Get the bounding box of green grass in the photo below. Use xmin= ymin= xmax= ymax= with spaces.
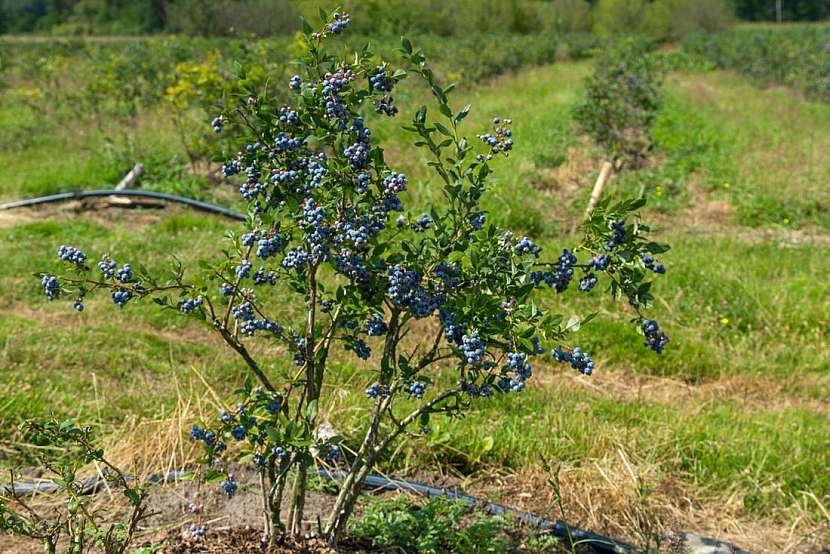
xmin=0 ymin=51 xmax=829 ymax=543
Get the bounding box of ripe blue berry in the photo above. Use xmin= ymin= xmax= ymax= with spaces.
xmin=552 ymin=347 xmax=594 ymax=375
xmin=642 ymin=319 xmax=669 ymax=353
xmin=179 ymin=296 xmax=204 ymax=313
xmin=365 ymin=313 xmax=387 ymax=336
xmin=57 ymin=245 xmax=87 ymax=266
xmin=114 ymin=264 xmax=132 ymax=283
xmin=111 ymin=289 xmax=132 ymax=308
xmin=407 ymin=381 xmax=427 ymax=399
xmin=41 ymin=275 xmax=60 ymax=300
xmin=352 ymin=339 xmax=371 ymax=360
xmin=462 ymin=331 xmax=486 ymax=366
xmin=220 ymin=476 xmax=238 ymax=498
xmin=365 ymin=382 xmax=390 ymax=399
xmin=579 ymin=273 xmax=598 ymax=292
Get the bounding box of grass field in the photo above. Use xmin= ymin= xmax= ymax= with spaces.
xmin=1 ymin=52 xmax=829 ymax=551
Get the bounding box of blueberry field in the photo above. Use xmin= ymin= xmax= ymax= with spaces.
xmin=1 ymin=4 xmax=829 ymax=554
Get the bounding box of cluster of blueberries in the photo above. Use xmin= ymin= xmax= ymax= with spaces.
xmin=365 ymin=382 xmax=390 ymax=399
xmin=496 ymin=351 xmax=534 ymax=393
xmin=477 ymin=116 xmax=514 ymax=160
xmin=211 ymin=115 xmax=223 ymax=133
xmin=352 ymin=338 xmax=371 ymax=360
xmin=220 ymin=475 xmax=238 ymax=498
xmin=253 ymin=446 xmax=287 ymax=469
xmin=252 ymin=267 xmax=278 ymax=286
xmin=407 ymin=381 xmax=427 ymax=399
xmin=324 ymin=11 xmax=349 ymax=35
xmin=179 ymin=296 xmax=204 ymax=314
xmin=461 ymin=331 xmax=486 ymax=366
xmin=531 ymin=249 xmax=577 ymax=293
xmin=641 ymin=253 xmax=666 ymax=274
xmin=189 ymin=523 xmax=207 ymax=540
xmin=191 ymin=424 xmax=225 ymax=453
xmin=41 ymin=275 xmax=60 ymax=301
xmin=387 ymin=264 xmax=444 ymax=319
xmin=514 ymin=236 xmax=542 ymax=257
xmin=553 ymin=347 xmax=595 ymax=376
xmin=364 ymin=313 xmax=387 ymax=336
xmin=58 ymin=245 xmax=87 ymax=266
xmin=642 ymin=319 xmax=669 ymax=353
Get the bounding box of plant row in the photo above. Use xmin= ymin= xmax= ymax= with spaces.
xmin=682 ymin=26 xmax=830 ymax=102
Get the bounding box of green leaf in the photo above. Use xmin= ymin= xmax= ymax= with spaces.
xmin=306 ymin=400 xmax=318 ymax=421
xmin=565 ymin=315 xmax=582 ymax=333
xmin=434 ymin=122 xmax=452 ymax=136
xmin=124 ymin=489 xmax=141 ymax=507
xmin=415 ymin=105 xmax=427 ymax=124
xmin=454 ymin=104 xmax=471 ymax=124
xmin=401 ymin=37 xmax=413 ymax=54
xmin=645 ymin=241 xmax=670 ymax=254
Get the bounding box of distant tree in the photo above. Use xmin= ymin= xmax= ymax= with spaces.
xmin=734 ymin=0 xmax=830 ymax=21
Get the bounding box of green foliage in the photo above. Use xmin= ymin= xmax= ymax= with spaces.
xmin=164 ymin=0 xmax=300 ymax=36
xmin=0 ymin=0 xmax=741 ymax=38
xmin=350 ymin=495 xmax=559 ymax=553
xmin=0 ymin=419 xmax=149 ymax=554
xmin=682 ymin=26 xmax=830 ymax=103
xmin=591 ymin=0 xmax=733 ymax=39
xmin=573 ymin=37 xmax=662 ymax=166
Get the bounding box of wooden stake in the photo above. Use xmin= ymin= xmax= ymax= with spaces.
xmin=115 ymin=162 xmax=144 ymax=190
xmin=585 ymin=160 xmax=614 ymax=217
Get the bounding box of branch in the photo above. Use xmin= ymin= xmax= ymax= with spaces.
xmin=217 ymin=328 xmax=276 ymax=392
xmin=376 ymin=386 xmax=461 ymax=454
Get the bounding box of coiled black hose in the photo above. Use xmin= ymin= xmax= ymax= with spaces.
xmin=0 ymin=189 xmax=246 ymax=222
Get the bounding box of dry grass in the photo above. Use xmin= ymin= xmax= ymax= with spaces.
xmin=472 ymin=451 xmax=830 ymax=553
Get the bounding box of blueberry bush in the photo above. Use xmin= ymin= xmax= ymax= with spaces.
xmin=682 ymin=26 xmax=830 ymax=103
xmin=35 ymin=10 xmax=670 ymax=545
xmin=573 ymin=37 xmax=662 ymax=168
xmin=0 ymin=420 xmax=149 ymax=554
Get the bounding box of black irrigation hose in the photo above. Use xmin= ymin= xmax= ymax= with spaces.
xmin=4 ymin=468 xmax=632 ymax=553
xmin=4 ymin=469 xmax=751 ymax=553
xmin=0 ymin=189 xmax=247 ymax=222
xmin=2 ymin=469 xmax=192 ymax=496
xmin=319 ymin=469 xmax=634 ymax=554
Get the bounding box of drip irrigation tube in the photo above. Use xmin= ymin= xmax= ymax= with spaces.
xmin=2 ymin=469 xmax=634 ymax=553
xmin=2 ymin=469 xmax=191 ymax=496
xmin=0 ymin=189 xmax=246 ymax=222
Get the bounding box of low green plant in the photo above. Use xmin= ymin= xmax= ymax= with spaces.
xmin=352 ymin=494 xmax=563 ymax=553
xmin=0 ymin=419 xmax=150 ymax=554
xmin=682 ymin=26 xmax=830 ymax=103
